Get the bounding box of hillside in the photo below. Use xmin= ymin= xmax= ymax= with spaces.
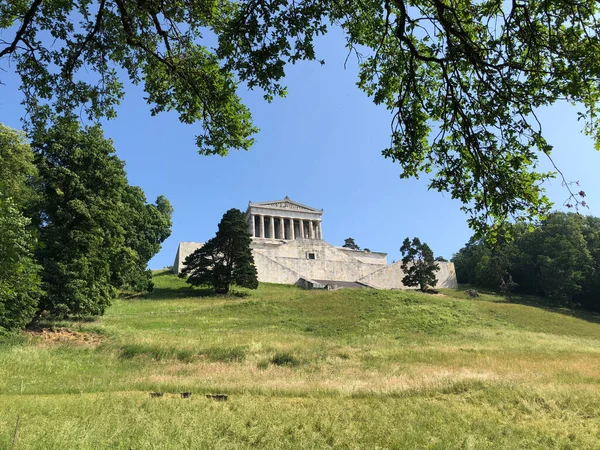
xmin=1 ymin=271 xmax=600 ymax=448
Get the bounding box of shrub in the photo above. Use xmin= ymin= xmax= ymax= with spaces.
xmin=270 ymin=351 xmax=299 ymax=367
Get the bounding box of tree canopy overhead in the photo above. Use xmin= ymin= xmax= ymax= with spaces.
xmin=2 ymin=0 xmax=600 ymax=234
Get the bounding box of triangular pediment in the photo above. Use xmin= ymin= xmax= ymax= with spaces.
xmin=249 ymin=197 xmax=321 ymax=213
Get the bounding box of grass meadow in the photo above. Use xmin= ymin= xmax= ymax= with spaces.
xmin=1 ymin=270 xmax=600 ymax=448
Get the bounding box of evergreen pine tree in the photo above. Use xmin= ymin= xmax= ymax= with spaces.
xmin=181 ymin=208 xmax=258 ymax=294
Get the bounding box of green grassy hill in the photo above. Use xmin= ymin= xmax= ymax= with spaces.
xmin=2 ymin=271 xmax=600 ymax=448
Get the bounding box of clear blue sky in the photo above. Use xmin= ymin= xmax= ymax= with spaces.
xmin=1 ymin=29 xmax=600 ymax=268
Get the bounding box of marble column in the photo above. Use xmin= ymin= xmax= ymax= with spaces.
xmin=316 ymin=221 xmax=322 ymax=239
xmin=259 ymin=215 xmax=265 ymax=238
xmin=299 ymin=219 xmax=304 ymax=238
xmin=290 ymin=219 xmax=295 ymax=240
xmin=309 ymin=221 xmax=314 ymax=239
xmin=269 ymin=216 xmax=275 ymax=239
xmin=250 ymin=214 xmax=255 ymax=237
xmin=279 ymin=217 xmax=285 ymax=239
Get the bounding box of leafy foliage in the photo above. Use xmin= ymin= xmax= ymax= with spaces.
xmin=3 ymin=2 xmax=600 ymax=234
xmin=342 ymin=237 xmax=360 ymax=250
xmin=181 ymin=208 xmax=258 ymax=294
xmin=0 ymin=196 xmax=41 ymax=333
xmin=0 ymin=124 xmax=38 ymax=207
xmin=0 ymin=125 xmax=41 ymax=332
xmin=400 ymin=237 xmax=440 ymax=291
xmin=31 ymin=119 xmax=172 ymax=317
xmin=111 ymin=187 xmax=173 ymax=292
xmin=453 ymin=212 xmax=600 ymax=310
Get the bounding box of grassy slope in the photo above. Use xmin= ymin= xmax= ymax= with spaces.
xmin=1 ymin=271 xmax=600 ymax=448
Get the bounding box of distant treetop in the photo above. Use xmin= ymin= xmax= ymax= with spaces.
xmin=342 ymin=238 xmax=360 ymax=251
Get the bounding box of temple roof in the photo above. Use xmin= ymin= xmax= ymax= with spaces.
xmin=247 ymin=196 xmax=322 ymax=213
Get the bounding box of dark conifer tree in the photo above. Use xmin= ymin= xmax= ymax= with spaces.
xmin=342 ymin=238 xmax=360 ymax=250
xmin=181 ymin=208 xmax=258 ymax=294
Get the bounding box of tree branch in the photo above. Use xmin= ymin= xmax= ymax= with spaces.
xmin=63 ymin=0 xmax=107 ymax=78
xmin=0 ymin=0 xmax=44 ymax=59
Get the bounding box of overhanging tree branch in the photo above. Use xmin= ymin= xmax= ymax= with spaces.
xmin=0 ymin=0 xmax=43 ymax=59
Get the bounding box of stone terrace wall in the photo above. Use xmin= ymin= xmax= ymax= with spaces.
xmin=358 ymin=261 xmax=458 ymax=290
xmin=252 ymin=252 xmax=305 ymax=285
xmin=173 ymin=242 xmax=203 ymax=274
xmin=337 ymin=247 xmax=388 ymax=265
xmin=174 ymin=238 xmax=459 ymax=290
xmin=252 ymin=239 xmax=384 ymax=283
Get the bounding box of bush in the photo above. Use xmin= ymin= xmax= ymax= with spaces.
xmin=270 ymin=351 xmax=299 ymax=367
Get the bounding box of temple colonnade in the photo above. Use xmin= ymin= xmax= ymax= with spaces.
xmin=248 ymin=214 xmax=322 ymax=240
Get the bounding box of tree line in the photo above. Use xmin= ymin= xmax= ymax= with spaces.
xmin=452 ymin=212 xmax=600 ymax=311
xmin=0 ymin=120 xmax=172 ymax=333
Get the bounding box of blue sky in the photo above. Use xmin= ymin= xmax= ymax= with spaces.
xmin=1 ymin=29 xmax=600 ymax=268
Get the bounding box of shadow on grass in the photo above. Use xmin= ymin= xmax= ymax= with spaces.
xmin=454 ymin=284 xmax=600 ymax=326
xmin=143 ymin=286 xmax=214 ymax=300
xmin=554 ymin=308 xmax=600 ymax=326
xmin=515 ymin=300 xmax=600 ymax=326
xmin=141 ymin=286 xmax=250 ymax=301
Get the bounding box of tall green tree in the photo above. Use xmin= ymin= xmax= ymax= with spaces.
xmin=31 ymin=119 xmax=172 ymax=317
xmin=524 ymin=214 xmax=593 ymax=305
xmin=400 ymin=237 xmax=440 ymax=291
xmin=578 ymin=215 xmax=600 ymax=311
xmin=452 ymin=225 xmax=525 ymax=290
xmin=181 ymin=208 xmax=258 ymax=294
xmin=32 ymin=120 xmax=126 ymax=316
xmin=3 ymin=2 xmax=600 ymax=234
xmin=0 ymin=125 xmax=41 ymax=332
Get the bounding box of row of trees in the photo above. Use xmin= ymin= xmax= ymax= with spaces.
xmin=452 ymin=212 xmax=600 ymax=311
xmin=0 ymin=121 xmax=172 ymax=333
